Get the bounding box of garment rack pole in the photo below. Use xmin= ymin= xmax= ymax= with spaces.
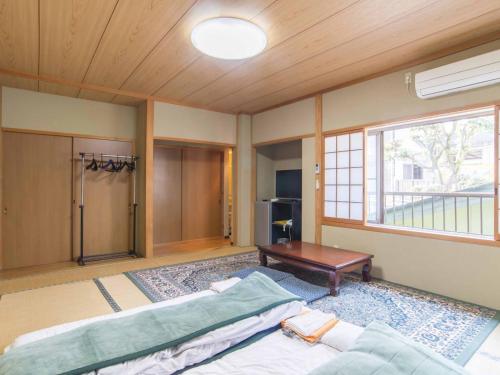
xmin=77 ymin=152 xmax=139 ymax=266
xmin=78 ymin=153 xmax=85 ymax=266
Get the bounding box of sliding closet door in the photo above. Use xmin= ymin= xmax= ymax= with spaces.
xmin=73 ymin=138 xmax=132 ymax=257
xmin=2 ymin=132 xmax=72 ymax=268
xmin=153 ymin=146 xmax=182 ymax=245
xmin=182 ymin=148 xmax=223 ymax=240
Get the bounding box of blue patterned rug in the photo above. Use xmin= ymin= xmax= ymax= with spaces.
xmin=125 ymin=251 xmax=499 ymax=365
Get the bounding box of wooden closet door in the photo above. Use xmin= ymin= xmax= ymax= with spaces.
xmin=182 ymin=148 xmax=223 ymax=240
xmin=2 ymin=132 xmax=72 ymax=268
xmin=73 ymin=138 xmax=132 ymax=257
xmin=153 ymin=146 xmax=182 ymax=245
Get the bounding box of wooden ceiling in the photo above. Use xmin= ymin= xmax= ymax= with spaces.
xmin=0 ymin=0 xmax=499 ymax=114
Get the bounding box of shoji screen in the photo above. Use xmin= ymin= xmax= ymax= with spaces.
xmin=324 ymin=130 xmax=364 ymax=222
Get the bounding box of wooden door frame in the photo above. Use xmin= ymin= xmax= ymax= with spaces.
xmin=152 ymin=139 xmax=236 ymax=251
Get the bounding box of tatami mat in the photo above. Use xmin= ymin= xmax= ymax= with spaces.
xmin=0 ymin=280 xmax=114 ymax=351
xmin=0 ymin=247 xmax=255 ymax=351
xmin=98 ymin=274 xmax=152 ymax=311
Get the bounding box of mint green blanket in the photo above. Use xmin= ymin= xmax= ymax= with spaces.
xmin=309 ymin=321 xmax=470 ymax=375
xmin=0 ymin=272 xmax=300 ymax=375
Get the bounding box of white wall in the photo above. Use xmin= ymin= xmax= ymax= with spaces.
xmin=154 ymin=101 xmax=236 ymax=145
xmin=1 ymin=87 xmax=136 ymax=139
xmin=252 ymin=97 xmax=315 ymax=144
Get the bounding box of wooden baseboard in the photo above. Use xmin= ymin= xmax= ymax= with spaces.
xmin=154 ymin=237 xmax=230 ymax=255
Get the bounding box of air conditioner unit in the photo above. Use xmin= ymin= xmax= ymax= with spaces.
xmin=415 ymin=49 xmax=500 ymax=99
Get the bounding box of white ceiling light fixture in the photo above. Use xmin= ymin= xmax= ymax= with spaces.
xmin=191 ymin=17 xmax=267 ymax=60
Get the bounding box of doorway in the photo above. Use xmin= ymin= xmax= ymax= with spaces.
xmin=153 ymin=141 xmax=233 ymax=255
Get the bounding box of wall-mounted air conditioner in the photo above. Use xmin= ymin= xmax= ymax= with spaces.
xmin=415 ymin=49 xmax=500 ymax=99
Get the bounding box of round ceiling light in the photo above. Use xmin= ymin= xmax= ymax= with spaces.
xmin=191 ymin=17 xmax=267 ymax=60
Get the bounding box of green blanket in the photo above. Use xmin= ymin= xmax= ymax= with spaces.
xmin=0 ymin=272 xmax=301 ymax=375
xmin=309 ymin=321 xmax=470 ymax=375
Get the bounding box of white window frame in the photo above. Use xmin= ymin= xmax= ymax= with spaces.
xmin=322 ymin=129 xmax=365 ymax=224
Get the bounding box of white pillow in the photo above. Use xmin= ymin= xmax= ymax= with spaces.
xmin=320 ymin=321 xmax=364 ymax=351
xmin=209 ymin=277 xmax=241 ymax=293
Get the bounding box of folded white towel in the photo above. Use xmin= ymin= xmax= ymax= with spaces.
xmin=285 ymin=310 xmax=336 ymax=337
xmin=320 ymin=321 xmax=364 ymax=351
xmin=210 ymin=277 xmax=241 ymax=293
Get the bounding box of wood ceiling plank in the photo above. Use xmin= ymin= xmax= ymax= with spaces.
xmin=219 ymin=0 xmax=500 ymax=113
xmin=153 ymin=0 xmax=357 ymax=100
xmin=82 ymin=0 xmax=197 ymax=90
xmin=121 ymin=0 xmax=274 ymax=95
xmin=237 ymin=15 xmax=500 ymax=114
xmin=38 ymin=0 xmax=119 ymax=97
xmin=176 ymin=0 xmax=437 ymax=107
xmin=0 ymin=0 xmax=38 ymax=89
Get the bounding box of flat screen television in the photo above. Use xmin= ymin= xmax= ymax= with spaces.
xmin=276 ymin=169 xmax=302 ymax=199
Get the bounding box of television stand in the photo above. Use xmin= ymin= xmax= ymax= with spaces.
xmin=271 ymin=199 xmax=301 ymax=244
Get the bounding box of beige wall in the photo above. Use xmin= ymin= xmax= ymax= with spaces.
xmin=254 ymin=138 xmax=316 ymax=243
xmin=1 ymin=87 xmax=136 ymax=139
xmin=301 ymin=137 xmax=316 ymax=243
xmin=323 ymin=40 xmax=500 ymax=131
xmin=236 ymin=114 xmax=252 ymax=246
xmin=248 ymin=40 xmax=500 ymax=309
xmin=319 ymin=41 xmax=500 ymax=309
xmin=323 ymin=227 xmax=500 ymax=309
xmin=154 ymin=101 xmax=236 ymax=145
xmin=256 ymin=140 xmax=302 ymax=200
xmin=256 ymin=150 xmax=274 ymax=201
xmin=252 ymin=97 xmax=315 ymax=144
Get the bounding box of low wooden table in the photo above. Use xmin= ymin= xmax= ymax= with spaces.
xmin=258 ymin=241 xmax=373 ymax=296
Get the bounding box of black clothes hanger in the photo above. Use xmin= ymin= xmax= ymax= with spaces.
xmin=85 ymin=154 xmax=98 ymax=171
xmin=101 ymin=159 xmax=116 ymax=172
xmin=115 ymin=159 xmax=126 ymax=172
xmin=126 ymin=160 xmax=136 ymax=172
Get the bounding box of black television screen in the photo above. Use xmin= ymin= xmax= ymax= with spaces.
xmin=276 ymin=169 xmax=302 ymax=199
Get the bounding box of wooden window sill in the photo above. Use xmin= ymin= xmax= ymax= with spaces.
xmin=321 ymin=219 xmax=500 ymax=248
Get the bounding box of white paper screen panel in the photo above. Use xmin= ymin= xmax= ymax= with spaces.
xmin=324 ymin=131 xmax=364 ymax=221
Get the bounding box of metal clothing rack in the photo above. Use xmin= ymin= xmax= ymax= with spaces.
xmin=77 ymin=152 xmax=139 ymax=266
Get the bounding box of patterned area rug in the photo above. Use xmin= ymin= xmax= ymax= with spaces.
xmin=125 ymin=251 xmax=499 ymax=365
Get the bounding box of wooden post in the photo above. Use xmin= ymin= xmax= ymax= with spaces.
xmin=315 ymin=94 xmax=323 ymax=244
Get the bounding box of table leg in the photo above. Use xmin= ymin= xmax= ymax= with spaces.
xmin=259 ymin=251 xmax=268 ymax=267
xmin=362 ymin=259 xmax=372 ymax=282
xmin=328 ymin=271 xmax=341 ymax=296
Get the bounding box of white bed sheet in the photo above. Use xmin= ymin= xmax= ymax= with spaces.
xmin=184 ymin=330 xmax=339 ymax=375
xmin=6 ymin=289 xmax=304 ymax=375
xmin=6 ymin=278 xmax=362 ymax=375
xmin=7 ymin=290 xmax=216 ymax=351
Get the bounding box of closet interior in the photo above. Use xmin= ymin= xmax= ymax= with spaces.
xmin=153 ymin=140 xmax=233 ymax=255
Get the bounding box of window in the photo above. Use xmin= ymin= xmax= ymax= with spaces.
xmin=323 ymin=107 xmax=499 ymax=240
xmin=403 ymin=164 xmax=423 ymax=180
xmin=323 ymin=130 xmax=364 ymax=221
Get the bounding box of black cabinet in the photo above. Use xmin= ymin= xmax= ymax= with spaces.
xmin=271 ymin=199 xmax=301 ymax=244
